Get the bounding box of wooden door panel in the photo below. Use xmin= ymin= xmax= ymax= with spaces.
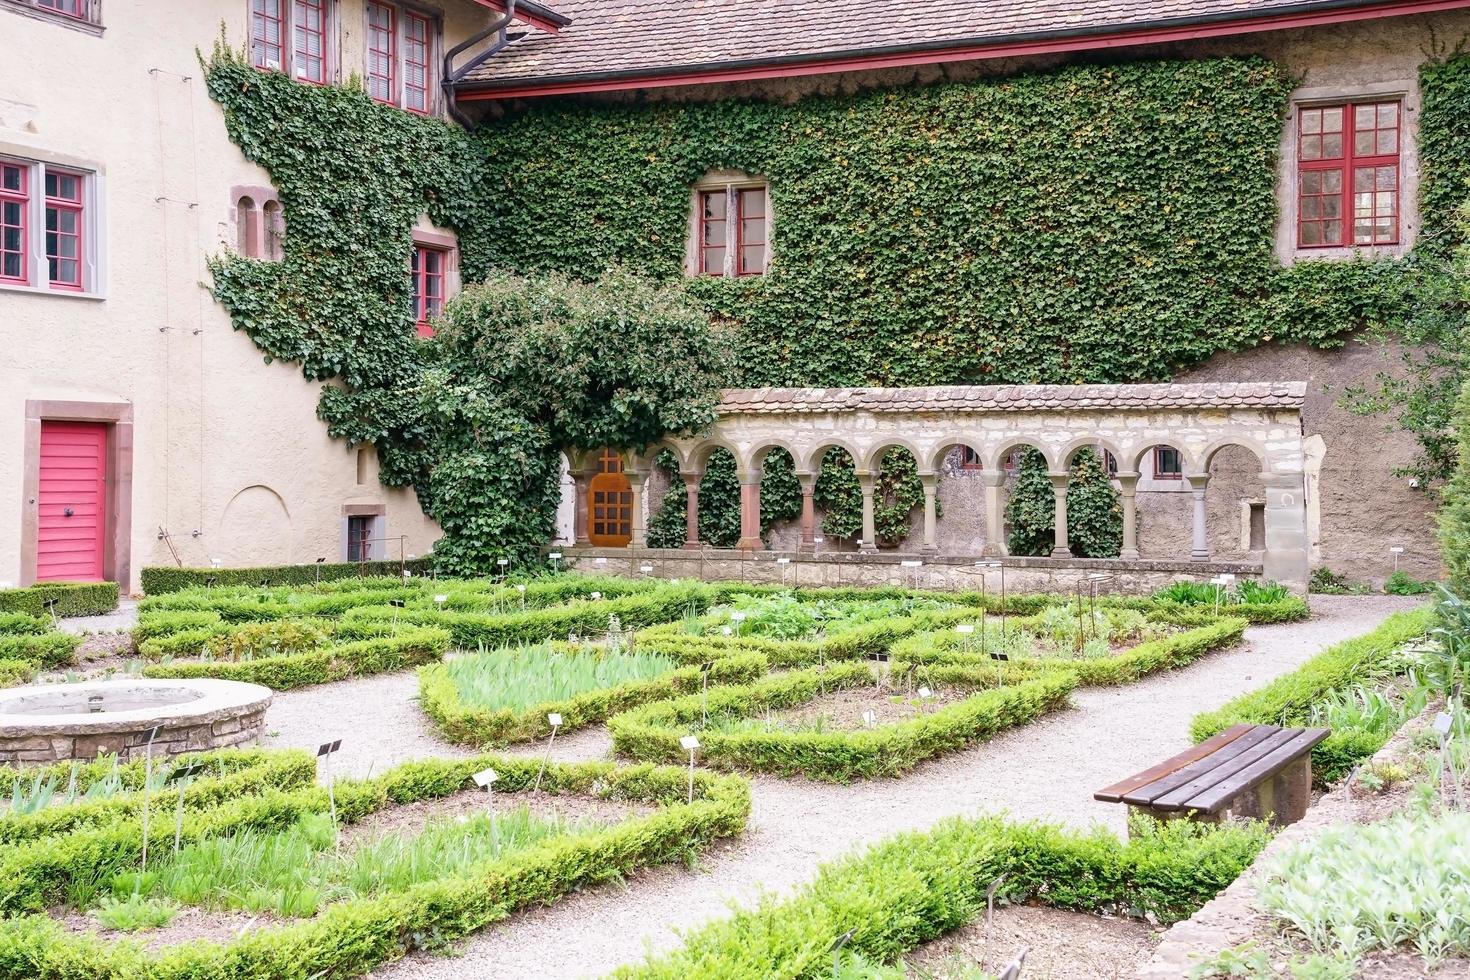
xmin=37 ymin=421 xmax=107 ymax=582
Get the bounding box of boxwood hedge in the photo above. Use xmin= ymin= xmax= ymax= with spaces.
xmin=0 ymin=581 xmax=118 ymax=618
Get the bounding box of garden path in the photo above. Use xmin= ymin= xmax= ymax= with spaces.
xmin=259 ymin=595 xmax=1421 ymax=980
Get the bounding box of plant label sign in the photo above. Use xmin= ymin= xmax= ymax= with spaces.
xmin=142 ymin=725 xmax=162 ymax=745
xmin=317 ymin=739 xmax=342 ymax=757
xmin=955 ymin=624 xmax=975 ymax=635
xmin=472 ymin=767 xmax=498 ymax=788
xmin=990 ymin=651 xmax=1009 ymax=662
xmin=700 ymin=662 xmax=714 ymax=674
xmin=918 ymin=686 xmax=933 ymax=699
xmin=680 ymin=735 xmax=700 ymax=751
xmin=388 ymin=599 xmax=406 ymax=609
xmin=1390 ymin=546 xmax=1405 ymax=554
xmin=497 ymin=558 xmax=510 ymax=567
xmin=548 ymin=552 xmax=562 ymax=560
xmin=1434 ymin=712 xmax=1454 ymax=737
xmin=775 ymin=557 xmax=791 ymax=565
xmin=166 ymin=763 xmax=207 ymax=784
xmin=640 ymin=564 xmax=654 ymax=574
xmin=729 ymin=612 xmax=747 ymax=623
xmin=862 ymin=710 xmax=877 ymax=728
xmin=901 ymin=560 xmax=923 ymax=568
xmin=547 ymin=713 xmax=562 ymax=727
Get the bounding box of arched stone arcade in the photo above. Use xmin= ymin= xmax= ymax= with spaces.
xmin=563 ymin=383 xmax=1310 ymax=587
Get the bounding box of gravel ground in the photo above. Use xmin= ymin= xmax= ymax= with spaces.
xmin=55 ymin=600 xmax=138 ymax=635
xmin=255 ymin=595 xmax=1421 ymax=979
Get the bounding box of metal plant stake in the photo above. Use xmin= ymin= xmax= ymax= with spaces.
xmin=533 ymin=713 xmax=562 ymax=794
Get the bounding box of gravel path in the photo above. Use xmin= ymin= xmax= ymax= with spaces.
xmin=56 ymin=599 xmax=138 ymax=636
xmin=255 ymin=596 xmax=1420 ymax=979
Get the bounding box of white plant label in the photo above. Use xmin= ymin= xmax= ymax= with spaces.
xmin=590 ymin=592 xmax=602 ymax=600
xmin=776 ymin=557 xmax=791 ymax=565
xmin=472 ymin=767 xmax=498 ymax=788
xmin=862 ymin=710 xmax=877 ymax=727
xmin=1390 ymin=546 xmax=1405 ymax=554
xmin=721 ymin=626 xmax=733 ymax=636
xmin=434 ymin=594 xmax=448 ymax=604
xmin=595 ymin=557 xmax=607 ymax=564
xmin=901 ymin=560 xmax=923 ymax=568
xmin=1434 ymin=712 xmax=1454 ymax=736
xmin=548 ymin=552 xmax=563 ymax=560
xmin=516 ymin=584 xmax=526 ymax=592
xmin=547 ymin=713 xmax=563 ymax=727
xmin=680 ymin=735 xmax=700 ymax=751
xmin=730 ymin=612 xmax=747 ymax=622
xmin=955 ymin=624 xmax=975 ymax=635
xmin=640 ymin=565 xmax=654 ymax=573
xmin=918 ymin=686 xmax=933 ymax=699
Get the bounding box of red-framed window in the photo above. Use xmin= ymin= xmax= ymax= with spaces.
xmin=251 ymin=1 xmax=333 ymax=84
xmin=37 ymin=0 xmax=86 ymax=17
xmin=44 ymin=168 xmax=83 ymax=292
xmin=250 ymin=0 xmax=287 ymax=71
xmin=1297 ymin=101 xmax=1401 ymax=248
xmin=403 ymin=11 xmax=432 ymax=114
xmin=367 ymin=1 xmax=397 ymax=104
xmin=1153 ymin=446 xmax=1183 ymax=480
xmin=0 ymin=163 xmax=27 ymax=286
xmin=736 ymin=187 xmax=766 ymax=276
xmin=292 ymin=0 xmax=329 ymax=84
xmin=411 ymin=244 xmax=446 ymax=337
xmin=346 ymin=515 xmax=375 ymax=561
xmin=698 ymin=190 xmax=727 ymax=276
xmin=958 ymin=447 xmax=983 ymax=471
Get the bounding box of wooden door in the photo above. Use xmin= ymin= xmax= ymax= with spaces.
xmin=37 ymin=421 xmax=107 ymax=581
xmin=588 ymin=448 xmax=632 ymax=547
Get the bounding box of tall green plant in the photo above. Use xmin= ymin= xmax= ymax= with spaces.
xmin=873 ymin=448 xmax=929 ymax=546
xmin=1006 ymin=448 xmax=1056 ymax=556
xmin=1066 ymin=448 xmax=1123 ymax=558
xmin=646 ymin=450 xmax=688 ymax=549
xmin=814 ymin=449 xmax=862 ymax=541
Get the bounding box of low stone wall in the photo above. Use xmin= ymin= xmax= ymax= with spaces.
xmin=558 ymin=547 xmax=1263 ymax=594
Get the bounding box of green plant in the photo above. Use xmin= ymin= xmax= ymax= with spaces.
xmin=1308 ymin=567 xmax=1369 ymax=595
xmin=872 ymin=447 xmax=929 ymax=547
xmin=0 ymin=581 xmax=118 ymax=618
xmin=1385 ymin=570 xmax=1434 ymax=595
xmin=1005 ymin=448 xmax=1055 ymax=557
xmin=1065 ymin=448 xmax=1122 ymax=558
xmin=443 ymin=643 xmax=680 ymax=713
xmin=1238 ymin=580 xmax=1292 ymax=604
xmin=140 ymin=560 xmax=428 ymax=594
xmin=90 ymin=893 xmax=178 ymax=931
xmin=813 ymin=448 xmax=863 ymax=541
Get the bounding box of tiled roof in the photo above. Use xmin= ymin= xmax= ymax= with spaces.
xmin=715 ymin=383 xmax=1308 ymax=415
xmin=466 ymin=0 xmax=1405 ymax=89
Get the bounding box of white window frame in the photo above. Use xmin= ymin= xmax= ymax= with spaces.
xmin=0 ymin=154 xmax=104 ymax=299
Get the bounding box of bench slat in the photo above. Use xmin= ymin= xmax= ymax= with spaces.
xmin=1115 ymin=725 xmax=1284 ymax=807
xmin=1183 ymin=728 xmax=1330 ymax=813
xmin=1092 ymin=724 xmax=1255 ymax=803
xmin=1149 ymin=729 xmax=1310 ymax=811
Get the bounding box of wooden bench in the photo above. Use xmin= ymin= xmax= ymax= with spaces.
xmin=1094 ymin=723 xmax=1329 ymax=829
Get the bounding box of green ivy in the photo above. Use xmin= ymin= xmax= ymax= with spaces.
xmin=813 ymin=449 xmax=862 ymax=541
xmin=1066 ymin=449 xmax=1123 ymax=558
xmin=646 ymin=451 xmax=689 ymax=549
xmin=873 ymin=448 xmax=929 ymax=546
xmin=1006 ymin=449 xmax=1057 ymax=557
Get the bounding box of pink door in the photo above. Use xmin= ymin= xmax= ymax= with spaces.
xmin=37 ymin=421 xmax=107 ymax=582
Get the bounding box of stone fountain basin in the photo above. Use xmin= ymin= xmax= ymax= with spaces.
xmin=0 ymin=678 xmax=272 ymax=764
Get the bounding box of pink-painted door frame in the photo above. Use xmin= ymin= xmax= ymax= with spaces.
xmin=20 ymin=400 xmax=133 ymax=587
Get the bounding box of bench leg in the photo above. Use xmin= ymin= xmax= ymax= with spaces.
xmin=1229 ymin=756 xmax=1313 ymax=827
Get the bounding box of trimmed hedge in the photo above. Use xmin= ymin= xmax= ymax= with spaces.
xmin=0 ymin=752 xmax=749 ymax=976
xmin=0 ymin=748 xmax=316 ymax=845
xmin=0 ymin=632 xmax=77 ymax=669
xmin=142 ymin=626 xmax=452 ymax=690
xmin=0 ymin=582 xmax=117 ymax=618
xmin=419 ymin=649 xmax=769 ymax=746
xmin=616 ymin=813 xmax=1271 ymax=978
xmin=609 ymin=662 xmax=1076 ymax=781
xmin=140 ymin=560 xmax=431 ymax=594
xmin=1190 ymin=605 xmax=1434 ymax=784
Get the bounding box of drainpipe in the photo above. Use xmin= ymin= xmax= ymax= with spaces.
xmin=443 ymin=1 xmax=517 ymax=129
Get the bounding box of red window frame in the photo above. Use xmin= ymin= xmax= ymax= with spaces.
xmin=736 ymin=186 xmax=766 ymax=276
xmin=1153 ymin=446 xmax=1183 ymax=480
xmin=0 ymin=163 xmax=27 ymax=286
xmin=698 ymin=190 xmax=727 ymax=277
xmin=44 ymin=168 xmax=84 ymax=292
xmin=1297 ymin=101 xmax=1401 ymax=248
xmin=367 ymin=1 xmax=398 ymax=105
xmin=403 ymin=11 xmax=433 ymax=114
xmin=291 ymin=0 xmax=329 ymax=84
xmin=411 ymin=244 xmax=446 ymax=337
xmin=250 ymin=0 xmax=288 ymax=72
xmin=958 ymin=447 xmax=983 ymax=471
xmin=37 ymin=0 xmax=87 ymax=18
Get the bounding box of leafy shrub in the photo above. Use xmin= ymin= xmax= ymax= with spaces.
xmin=1309 ymin=567 xmax=1369 ymax=595
xmin=204 ymin=620 xmax=331 ymax=660
xmin=1065 ymin=448 xmax=1122 ymax=558
xmin=0 ymin=582 xmax=117 ymax=618
xmin=1385 ymin=570 xmax=1434 ymax=595
xmin=0 ymin=631 xmax=78 ymax=669
xmin=142 ymin=627 xmax=451 ymax=690
xmin=1006 ymin=448 xmax=1056 ymax=557
xmin=615 ymin=814 xmax=1270 ymax=978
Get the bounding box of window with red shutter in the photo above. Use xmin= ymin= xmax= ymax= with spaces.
xmin=411 ymin=244 xmax=447 ymax=337
xmin=1297 ymin=101 xmax=1401 ymax=248
xmin=367 ymin=1 xmax=397 ymax=104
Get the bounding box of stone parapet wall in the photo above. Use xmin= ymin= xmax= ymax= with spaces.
xmin=561 ymin=547 xmax=1261 ymax=594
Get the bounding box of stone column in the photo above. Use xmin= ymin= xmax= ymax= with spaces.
xmin=627 ymin=466 xmax=649 ymax=548
xmin=1261 ymin=471 xmax=1310 ymax=590
xmin=572 ymin=470 xmax=592 ymax=547
xmin=857 ymin=471 xmax=877 ymax=551
xmin=796 ymin=471 xmax=817 ymax=552
xmin=919 ymin=473 xmax=939 ymax=554
xmin=1115 ymin=471 xmax=1140 ymax=560
xmin=681 ymin=472 xmax=702 ymax=550
xmin=736 ymin=469 xmax=764 ymax=551
xmin=981 ymin=471 xmax=1008 ymax=557
xmin=1187 ymin=472 xmax=1210 ymax=562
xmin=1048 ymin=471 xmax=1072 ymax=559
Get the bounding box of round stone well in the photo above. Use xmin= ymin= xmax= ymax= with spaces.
xmin=0 ymin=678 xmax=272 ymax=764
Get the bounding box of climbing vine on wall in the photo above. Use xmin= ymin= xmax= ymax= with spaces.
xmin=1006 ymin=449 xmax=1057 ymax=557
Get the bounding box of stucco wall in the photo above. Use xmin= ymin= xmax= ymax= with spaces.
xmin=0 ymin=1 xmax=505 ymax=590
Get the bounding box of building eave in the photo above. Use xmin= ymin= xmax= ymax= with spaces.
xmin=456 ymin=0 xmax=1470 ymax=101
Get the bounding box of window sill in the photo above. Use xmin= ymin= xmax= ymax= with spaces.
xmin=1280 ymin=241 xmax=1409 ymax=265
xmin=0 ymin=1 xmax=103 ymax=35
xmin=0 ymin=281 xmax=104 ymax=301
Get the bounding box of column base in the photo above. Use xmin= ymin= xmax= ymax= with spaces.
xmin=1190 ymin=551 xmax=1212 ymax=562
xmin=736 ymin=537 xmax=765 ymax=552
xmin=574 ymin=537 xmax=591 ymax=548
xmin=980 ymin=544 xmax=1008 ymax=558
xmin=682 ymin=541 xmax=702 ymax=551
xmin=1050 ymin=547 xmax=1073 ymax=559
xmin=1119 ymin=549 xmax=1140 ymax=561
xmin=920 ymin=544 xmax=939 ymax=555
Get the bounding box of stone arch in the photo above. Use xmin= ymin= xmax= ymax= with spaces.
xmin=217 ymin=485 xmax=293 ymax=566
xmin=638 ymin=440 xmax=687 ymax=474
xmin=1200 ymin=437 xmax=1269 ymax=474
xmin=749 ymin=438 xmax=801 ymax=473
xmin=987 ymin=439 xmax=1055 ymax=473
xmin=801 ymin=439 xmax=863 ymax=473
xmin=1059 ymin=436 xmax=1124 ymax=471
xmin=1128 ymin=441 xmax=1198 ymax=476
xmin=861 ymin=438 xmax=925 ymax=474
xmin=690 ymin=438 xmax=748 ymax=473
xmin=927 ymin=438 xmax=984 ymax=473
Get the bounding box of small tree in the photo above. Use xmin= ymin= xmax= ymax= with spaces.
xmin=1006 ymin=448 xmax=1055 ymax=556
xmin=646 ymin=450 xmax=688 ymax=549
xmin=1066 ymin=448 xmax=1123 ymax=558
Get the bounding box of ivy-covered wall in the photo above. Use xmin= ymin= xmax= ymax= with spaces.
xmin=202 ymin=43 xmax=1470 ymax=568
